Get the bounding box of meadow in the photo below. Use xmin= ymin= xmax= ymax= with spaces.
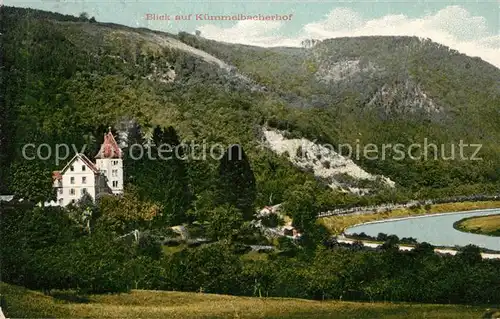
xmin=1 ymin=282 xmax=494 ymax=319
xmin=454 ymin=214 xmax=500 ymax=236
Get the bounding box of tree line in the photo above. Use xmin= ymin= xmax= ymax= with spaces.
xmin=1 ymin=200 xmax=499 ymax=305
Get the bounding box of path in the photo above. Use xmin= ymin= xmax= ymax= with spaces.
xmin=344 ymin=209 xmax=500 ymax=251
xmin=317 ymin=195 xmax=500 ymax=218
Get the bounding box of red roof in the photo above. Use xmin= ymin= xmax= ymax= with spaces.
xmin=52 ymin=171 xmax=62 ymax=181
xmin=95 ymin=130 xmax=122 ymax=159
xmin=60 ymin=153 xmax=100 ymax=175
xmin=79 ymin=154 xmax=99 ymax=173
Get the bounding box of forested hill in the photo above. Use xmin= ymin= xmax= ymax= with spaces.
xmin=1 ymin=5 xmax=500 ymax=207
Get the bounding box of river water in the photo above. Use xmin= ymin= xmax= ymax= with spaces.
xmin=345 ymin=209 xmax=500 ymax=251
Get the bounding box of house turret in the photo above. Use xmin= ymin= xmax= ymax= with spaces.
xmin=95 ymin=128 xmax=124 ymax=195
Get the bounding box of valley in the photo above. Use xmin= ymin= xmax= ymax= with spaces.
xmin=1 ymin=5 xmax=500 ymax=317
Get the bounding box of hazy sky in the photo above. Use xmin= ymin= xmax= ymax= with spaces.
xmin=5 ymin=0 xmax=500 ymax=68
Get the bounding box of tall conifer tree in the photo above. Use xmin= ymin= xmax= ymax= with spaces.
xmin=217 ymin=144 xmax=256 ymax=220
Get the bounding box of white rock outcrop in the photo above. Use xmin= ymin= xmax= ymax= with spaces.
xmin=261 ymin=128 xmax=395 ymax=194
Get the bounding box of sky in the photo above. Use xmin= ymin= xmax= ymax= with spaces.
xmin=4 ymin=0 xmax=500 ymax=68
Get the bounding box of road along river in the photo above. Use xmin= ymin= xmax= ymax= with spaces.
xmin=345 ymin=208 xmax=500 ymax=252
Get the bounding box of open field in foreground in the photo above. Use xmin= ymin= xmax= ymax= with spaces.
xmin=1 ymin=282 xmax=496 ymax=319
xmin=320 ymin=201 xmax=500 ymax=234
xmin=455 ymin=214 xmax=500 ymax=236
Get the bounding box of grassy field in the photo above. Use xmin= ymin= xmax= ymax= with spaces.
xmin=454 ymin=214 xmax=500 ymax=236
xmin=320 ymin=201 xmax=500 ymax=235
xmin=1 ymin=282 xmax=496 ymax=319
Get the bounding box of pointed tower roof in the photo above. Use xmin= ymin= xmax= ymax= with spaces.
xmin=95 ymin=128 xmax=122 ymax=159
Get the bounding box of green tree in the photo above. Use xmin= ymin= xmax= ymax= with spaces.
xmin=277 ymin=236 xmax=298 ymax=257
xmin=66 ymin=191 xmax=100 ymax=234
xmin=306 ymin=248 xmax=343 ymax=300
xmin=217 ymin=144 xmax=256 ymax=220
xmin=98 ymin=186 xmax=162 ymax=233
xmin=159 ymin=126 xmax=192 ymax=224
xmin=125 ymin=125 xmax=191 ymax=225
xmin=206 ymin=204 xmax=244 ymax=241
xmin=152 ymin=125 xmax=164 ymax=147
xmin=412 ymin=242 xmax=435 ymax=256
xmin=9 ymin=161 xmax=55 ymax=204
xmin=60 ymin=231 xmax=135 ymax=293
xmin=163 ymin=242 xmax=243 ymax=294
xmin=136 ymin=232 xmax=163 ymax=260
xmin=0 ymin=97 xmax=15 ymax=193
xmin=283 ymin=181 xmax=319 ymax=234
xmin=79 ymin=12 xmax=89 ymax=20
xmin=380 ymin=234 xmax=400 ymax=252
xmin=126 ymin=256 xmax=164 ymax=290
xmin=456 ymin=244 xmax=482 ymax=265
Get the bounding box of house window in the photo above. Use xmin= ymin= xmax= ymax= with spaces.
xmin=112 ymin=181 xmax=118 ymax=188
xmin=112 ymin=169 xmax=118 ymax=177
xmin=70 ymin=177 xmax=75 ymax=184
xmin=82 ymin=176 xmax=87 ymax=184
xmin=58 ymin=199 xmax=63 ymax=205
xmin=70 ymin=188 xmax=75 ymax=195
xmin=58 ymin=188 xmax=63 ymax=194
xmin=82 ymin=165 xmax=86 ymax=171
xmin=112 ymin=160 xmax=119 ymax=166
xmin=70 ymin=165 xmax=74 ymax=172
xmin=82 ymin=188 xmax=87 ymax=195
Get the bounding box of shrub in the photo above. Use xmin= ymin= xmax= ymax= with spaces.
xmin=137 ymin=233 xmax=163 ymax=260
xmin=376 ymin=233 xmax=388 ymax=242
xmin=260 ymin=213 xmax=284 ymax=228
xmin=296 ymin=146 xmax=305 ymax=158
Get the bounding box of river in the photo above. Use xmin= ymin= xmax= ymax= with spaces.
xmin=345 ymin=208 xmax=500 ymax=251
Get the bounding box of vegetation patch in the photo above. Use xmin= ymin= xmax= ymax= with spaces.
xmin=454 ymin=214 xmax=500 ymax=237
xmin=0 ymin=282 xmax=492 ymax=319
xmin=344 ymin=232 xmax=500 ymax=253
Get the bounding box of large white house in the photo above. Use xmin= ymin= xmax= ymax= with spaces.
xmin=52 ymin=130 xmax=124 ymax=206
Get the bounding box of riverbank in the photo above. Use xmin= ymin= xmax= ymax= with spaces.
xmin=454 ymin=214 xmax=500 ymax=237
xmin=339 ymin=231 xmax=500 ymax=255
xmin=320 ymin=201 xmax=500 ymax=235
xmin=335 ymin=236 xmax=500 ymax=259
xmin=342 ymin=208 xmax=500 ymax=252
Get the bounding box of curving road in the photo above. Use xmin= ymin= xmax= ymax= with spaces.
xmin=335 ymin=236 xmax=500 ymax=259
xmin=345 ymin=208 xmax=500 ymax=251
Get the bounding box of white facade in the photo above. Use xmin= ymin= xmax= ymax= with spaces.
xmin=53 ymin=154 xmax=108 ymax=206
xmin=52 ymin=130 xmax=123 ymax=206
xmin=60 ymin=157 xmax=96 ymax=205
xmin=95 ymin=158 xmax=123 ymax=195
